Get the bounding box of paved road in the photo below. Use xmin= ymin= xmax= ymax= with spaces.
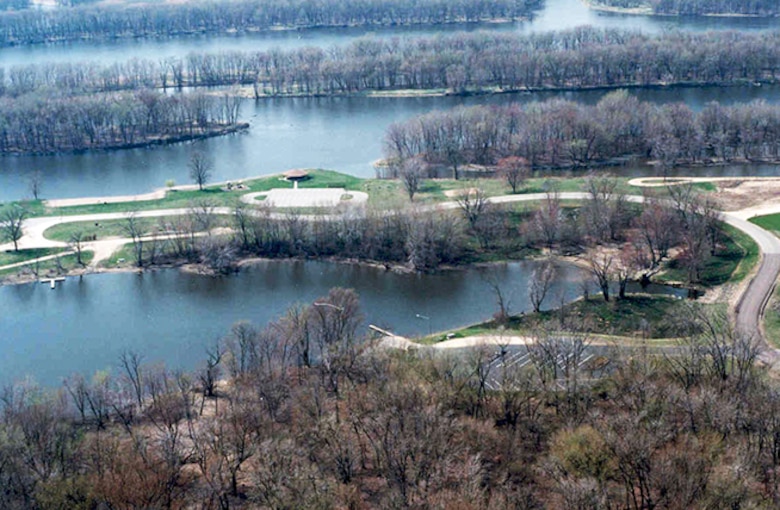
xmin=720 ymin=214 xmax=780 ymax=346
xmin=3 ymin=190 xmax=780 ymax=350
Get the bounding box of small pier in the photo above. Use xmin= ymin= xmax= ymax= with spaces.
xmin=41 ymin=277 xmax=66 ymax=289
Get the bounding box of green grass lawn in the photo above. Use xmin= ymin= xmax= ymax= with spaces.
xmin=0 ymin=247 xmax=69 ymax=266
xmin=44 ymin=218 xmax=162 ymax=242
xmin=0 ymin=251 xmax=93 ymax=278
xmin=656 ymin=223 xmax=758 ymax=287
xmin=0 ymin=169 xmax=643 ymax=219
xmin=418 ymin=295 xmax=692 ymax=344
xmin=43 ymin=216 xmax=230 ymax=242
xmin=750 ymin=213 xmax=780 ymax=233
xmin=764 ymin=284 xmax=780 ymax=349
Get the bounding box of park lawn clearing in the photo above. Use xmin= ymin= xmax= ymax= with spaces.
xmin=656 ymin=223 xmax=758 ymax=287
xmin=420 ymin=295 xmax=694 ymax=344
xmin=44 ymin=218 xmax=162 ymax=242
xmin=0 ymin=247 xmax=69 ymax=266
xmin=9 ymin=170 xmax=641 ymax=220
xmin=764 ymin=284 xmax=780 ymax=349
xmin=0 ymin=252 xmax=94 ymax=278
xmin=43 ymin=216 xmax=231 ymax=242
xmin=750 ymin=213 xmax=780 ymax=234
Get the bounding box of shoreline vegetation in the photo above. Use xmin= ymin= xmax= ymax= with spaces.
xmin=0 ymin=90 xmax=245 ymax=155
xmin=0 ymin=0 xmax=542 ymax=47
xmin=3 ymin=29 xmax=780 ymax=99
xmin=383 ymin=93 xmax=780 ymax=174
xmin=584 ymin=0 xmax=780 ymax=17
xmin=1 ymin=283 xmax=773 ymax=508
xmin=0 ymin=170 xmax=759 ymax=315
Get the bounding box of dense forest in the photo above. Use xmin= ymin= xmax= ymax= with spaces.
xmin=2 ymin=28 xmax=778 ymax=98
xmin=0 ymin=90 xmax=244 ymax=154
xmin=592 ymin=0 xmax=780 ymax=16
xmin=0 ymin=0 xmax=540 ymax=47
xmin=384 ymin=93 xmax=780 ymax=172
xmin=0 ymin=288 xmax=772 ymax=508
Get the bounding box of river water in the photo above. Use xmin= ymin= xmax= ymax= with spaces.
xmin=1 ymin=84 xmax=780 ymax=202
xmin=0 ymin=0 xmax=768 ymax=385
xmin=0 ymin=260 xmax=683 ymax=386
xmin=2 ymin=0 xmax=778 ymax=69
xmin=1 ymin=0 xmax=780 ymax=200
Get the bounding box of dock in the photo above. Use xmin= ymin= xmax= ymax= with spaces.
xmin=41 ymin=277 xmax=66 ymax=289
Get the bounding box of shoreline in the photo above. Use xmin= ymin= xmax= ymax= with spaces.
xmin=0 ymin=123 xmax=249 ymax=158
xmin=581 ymin=0 xmax=775 ymax=18
xmin=0 ymin=17 xmax=526 ymax=50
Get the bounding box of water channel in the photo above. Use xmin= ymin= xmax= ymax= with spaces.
xmin=0 ymin=0 xmax=771 ymax=386
xmin=0 ymin=260 xmax=684 ymax=386
xmin=2 ymin=84 xmax=780 ymax=202
xmin=2 ymin=0 xmax=779 ymax=69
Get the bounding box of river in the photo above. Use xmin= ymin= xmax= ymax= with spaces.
xmin=2 ymin=0 xmax=779 ymax=69
xmin=2 ymin=84 xmax=780 ymax=202
xmin=0 ymin=259 xmax=684 ymax=386
xmin=2 ymin=0 xmax=780 ymax=201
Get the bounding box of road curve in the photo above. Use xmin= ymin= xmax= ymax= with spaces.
xmin=2 ymin=191 xmax=780 ymax=349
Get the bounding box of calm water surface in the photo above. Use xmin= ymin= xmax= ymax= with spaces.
xmin=1 ymin=0 xmax=777 ymax=68
xmin=1 ymin=84 xmax=780 ymax=201
xmin=1 ymin=0 xmax=780 ymax=200
xmin=0 ymin=260 xmax=683 ymax=386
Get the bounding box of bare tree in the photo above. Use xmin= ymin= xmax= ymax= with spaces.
xmin=28 ymin=170 xmax=43 ymax=200
xmin=481 ymin=266 xmax=511 ymax=324
xmin=529 ymin=258 xmax=556 ymax=313
xmin=534 ymin=187 xmax=563 ymax=250
xmin=456 ymin=188 xmax=488 ymax=230
xmin=586 ymin=251 xmax=613 ymax=302
xmin=399 ymin=157 xmax=424 ymax=201
xmin=0 ymin=204 xmax=27 ymax=251
xmin=68 ymin=230 xmax=86 ymax=266
xmin=189 ymin=150 xmax=213 ymax=191
xmin=123 ymin=211 xmax=144 ymax=267
xmin=497 ymin=156 xmax=530 ymax=194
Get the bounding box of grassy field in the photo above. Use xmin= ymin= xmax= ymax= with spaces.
xmin=43 ymin=216 xmax=231 ymax=242
xmin=750 ymin=213 xmax=780 ymax=233
xmin=765 ymin=285 xmax=780 ymax=349
xmin=0 ymin=247 xmax=69 ymax=266
xmin=0 ymin=169 xmax=644 ymax=219
xmin=656 ymin=223 xmax=758 ymax=287
xmin=418 ymin=295 xmax=691 ymax=344
xmin=0 ymin=251 xmax=94 ymax=278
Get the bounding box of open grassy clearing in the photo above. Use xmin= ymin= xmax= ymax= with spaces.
xmin=1 ymin=170 xmax=643 ymax=218
xmin=417 ymin=295 xmax=697 ymax=345
xmin=43 ymin=216 xmax=231 ymax=242
xmin=764 ymin=284 xmax=780 ymax=349
xmin=0 ymin=247 xmax=69 ymax=266
xmin=750 ymin=213 xmax=780 ymax=234
xmin=655 ymin=223 xmax=758 ymax=287
xmin=0 ymin=252 xmax=94 ymax=278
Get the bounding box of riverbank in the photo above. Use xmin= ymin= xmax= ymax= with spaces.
xmin=581 ymin=0 xmax=774 ymax=17
xmin=0 ymin=123 xmax=249 ymax=157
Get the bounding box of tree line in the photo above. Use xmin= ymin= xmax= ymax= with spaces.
xmin=594 ymin=0 xmax=780 ymax=16
xmin=0 ymin=89 xmax=244 ymax=155
xmin=0 ymin=286 xmax=772 ymax=508
xmin=3 ymin=28 xmax=779 ymax=98
xmin=0 ymin=0 xmax=540 ymax=47
xmin=384 ymin=92 xmax=780 ymax=173
xmin=101 ymin=176 xmax=725 ymax=296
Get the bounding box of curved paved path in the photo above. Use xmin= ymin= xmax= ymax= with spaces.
xmin=3 ymin=189 xmax=780 ymax=351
